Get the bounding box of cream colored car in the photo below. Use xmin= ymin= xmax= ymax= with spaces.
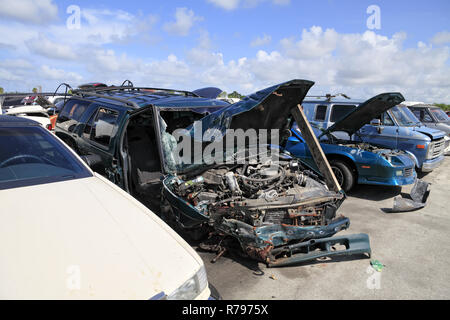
xmin=3 ymin=105 xmax=53 ymax=131
xmin=0 ymin=115 xmax=215 ymax=300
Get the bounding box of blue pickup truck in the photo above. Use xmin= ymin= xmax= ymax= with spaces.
xmin=286 ymin=93 xmax=417 ymax=191
xmin=299 ymin=95 xmax=446 ymax=172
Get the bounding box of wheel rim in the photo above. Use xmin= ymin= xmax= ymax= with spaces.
xmin=331 ymin=166 xmax=344 ymax=187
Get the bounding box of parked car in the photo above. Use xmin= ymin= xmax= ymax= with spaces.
xmin=301 ymin=96 xmax=446 ymax=172
xmin=285 ymin=93 xmax=417 ymax=191
xmin=0 ymin=115 xmax=218 ymax=299
xmin=3 ymin=105 xmax=53 ymax=131
xmin=405 ymin=102 xmax=450 ymax=155
xmin=54 ymin=80 xmax=371 ymax=267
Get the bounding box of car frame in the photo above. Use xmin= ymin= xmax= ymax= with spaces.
xmin=54 ymin=80 xmax=371 ymax=267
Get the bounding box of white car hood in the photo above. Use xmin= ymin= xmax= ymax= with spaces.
xmin=0 ymin=175 xmax=203 ymax=299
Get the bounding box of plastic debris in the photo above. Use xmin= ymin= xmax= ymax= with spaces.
xmin=370 ymin=259 xmax=385 ymax=272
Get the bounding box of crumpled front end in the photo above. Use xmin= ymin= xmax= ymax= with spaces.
xmin=162 ymin=156 xmax=369 ymax=265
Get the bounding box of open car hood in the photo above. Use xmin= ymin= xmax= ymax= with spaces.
xmin=188 ymin=79 xmax=314 ymax=137
xmin=192 ymin=87 xmax=223 ymax=99
xmin=320 ymin=92 xmax=405 ymax=137
xmin=161 ymin=80 xmax=315 ymax=175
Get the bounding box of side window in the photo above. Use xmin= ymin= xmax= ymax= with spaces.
xmin=422 ymin=110 xmax=433 ymax=122
xmin=381 ymin=112 xmax=394 ymax=126
xmin=412 ymin=109 xmax=422 ymax=120
xmin=90 ymin=108 xmax=119 ymax=147
xmin=56 ymin=99 xmax=90 ymax=132
xmin=330 ymin=105 xmax=356 ymax=122
xmin=83 ymin=110 xmax=97 ymax=139
xmin=314 ymin=105 xmax=327 ymax=121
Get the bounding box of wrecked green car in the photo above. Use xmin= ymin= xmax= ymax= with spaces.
xmin=54 ymin=80 xmax=371 ymax=267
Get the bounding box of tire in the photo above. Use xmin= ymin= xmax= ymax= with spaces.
xmin=329 ymin=159 xmax=355 ymax=192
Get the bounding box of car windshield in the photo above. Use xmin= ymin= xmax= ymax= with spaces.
xmin=391 ymin=105 xmax=421 ymax=126
xmin=0 ymin=126 xmax=92 ymax=190
xmin=430 ymin=108 xmax=449 ymax=122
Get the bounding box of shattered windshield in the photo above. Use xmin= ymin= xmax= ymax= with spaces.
xmin=157 ymin=107 xmax=235 ymax=174
xmin=391 ymin=105 xmax=421 ymax=126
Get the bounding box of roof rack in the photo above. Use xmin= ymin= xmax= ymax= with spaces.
xmin=72 ymin=90 xmax=141 ymax=109
xmin=0 ymin=92 xmax=66 ymax=97
xmin=306 ymin=93 xmax=351 ymax=101
xmin=81 ymin=85 xmax=200 ymax=98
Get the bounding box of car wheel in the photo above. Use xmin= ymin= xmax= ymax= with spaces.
xmin=329 ymin=159 xmax=355 ymax=192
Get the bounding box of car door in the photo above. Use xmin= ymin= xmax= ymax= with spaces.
xmin=55 ymin=98 xmax=92 ymax=147
xmin=79 ymin=104 xmax=125 ymax=185
xmin=357 ymin=111 xmax=399 ymax=149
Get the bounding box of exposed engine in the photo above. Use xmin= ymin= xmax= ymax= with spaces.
xmin=169 ymin=159 xmax=344 ymax=230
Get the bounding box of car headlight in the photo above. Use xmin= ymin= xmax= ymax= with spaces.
xmin=167 ymin=266 xmax=208 ymax=300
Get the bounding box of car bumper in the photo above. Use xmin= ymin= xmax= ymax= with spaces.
xmin=358 ymin=168 xmax=417 ymax=187
xmin=422 ymin=155 xmax=444 ymax=172
xmin=359 ymin=175 xmax=416 ymax=186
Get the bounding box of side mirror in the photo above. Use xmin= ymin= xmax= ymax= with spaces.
xmin=370 ymin=119 xmax=381 ymax=126
xmin=81 ymin=154 xmax=102 ymax=168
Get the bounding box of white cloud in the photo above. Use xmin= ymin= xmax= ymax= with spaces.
xmin=207 ymin=0 xmax=290 ymax=10
xmin=0 ymin=0 xmax=58 ymax=25
xmin=281 ymin=26 xmax=339 ymax=59
xmin=40 ymin=65 xmax=82 ymax=82
xmin=26 ymin=34 xmax=77 ymax=60
xmin=250 ymin=34 xmax=272 ymax=47
xmin=207 ymin=0 xmax=240 ymax=10
xmin=431 ymin=31 xmax=450 ymax=45
xmin=1 ymin=7 xmax=449 ymax=105
xmin=163 ymin=8 xmax=202 ymax=36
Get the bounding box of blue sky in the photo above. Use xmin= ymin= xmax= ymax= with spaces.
xmin=0 ymin=0 xmax=449 ymax=102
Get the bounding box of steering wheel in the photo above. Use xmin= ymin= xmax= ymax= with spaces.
xmin=0 ymin=154 xmax=45 ymax=168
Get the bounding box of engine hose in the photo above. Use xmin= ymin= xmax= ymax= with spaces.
xmin=239 ymin=165 xmax=286 ymax=192
xmin=238 ymin=164 xmax=283 ymax=182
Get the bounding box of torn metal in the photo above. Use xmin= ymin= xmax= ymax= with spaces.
xmin=159 ymin=79 xmax=371 ymax=266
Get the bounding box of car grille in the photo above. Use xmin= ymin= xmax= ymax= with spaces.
xmin=427 ymin=138 xmax=445 ymax=159
xmin=404 ymin=167 xmax=414 ymax=177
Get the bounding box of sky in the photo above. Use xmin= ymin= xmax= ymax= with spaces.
xmin=0 ymin=0 xmax=449 ymax=102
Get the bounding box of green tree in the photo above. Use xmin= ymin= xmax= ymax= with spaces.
xmin=228 ymin=91 xmax=245 ymax=99
xmin=0 ymin=87 xmax=4 ymax=94
xmin=32 ymin=87 xmax=38 ymax=93
xmin=433 ymin=103 xmax=450 ymax=111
